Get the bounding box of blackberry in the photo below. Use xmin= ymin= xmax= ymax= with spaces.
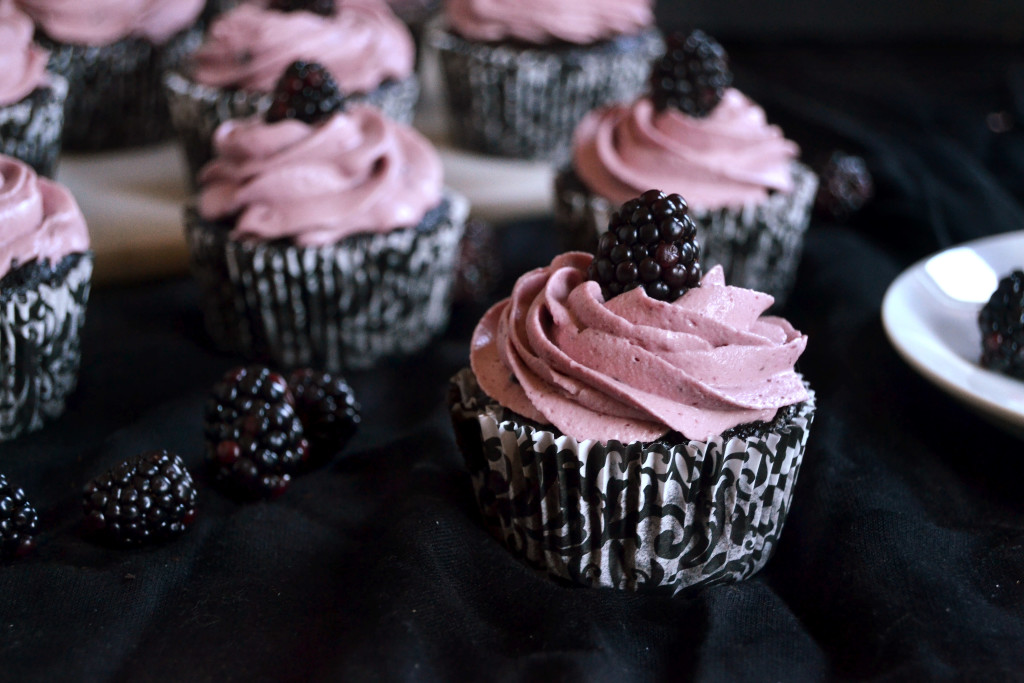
xmin=453 ymin=219 xmax=502 ymax=303
xmin=587 ymin=189 xmax=702 ymax=301
xmin=288 ymin=369 xmax=361 ymax=463
xmin=204 ymin=365 xmax=310 ymax=499
xmin=0 ymin=474 xmax=39 ymax=560
xmin=650 ymin=30 xmax=732 ymax=117
xmin=979 ymin=270 xmax=1024 ymax=379
xmin=268 ymin=0 xmax=336 ymax=16
xmin=815 ymin=151 xmax=874 ymax=221
xmin=82 ymin=451 xmax=197 ymax=547
xmin=266 ymin=61 xmax=346 ymax=125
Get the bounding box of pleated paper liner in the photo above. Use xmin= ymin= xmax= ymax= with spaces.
xmin=0 ymin=75 xmax=67 ymax=179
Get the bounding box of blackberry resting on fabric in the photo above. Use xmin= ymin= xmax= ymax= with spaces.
xmin=0 ymin=474 xmax=39 ymax=560
xmin=587 ymin=189 xmax=702 ymax=301
xmin=979 ymin=270 xmax=1024 ymax=379
xmin=82 ymin=451 xmax=198 ymax=547
xmin=288 ymin=369 xmax=361 ymax=464
xmin=650 ymin=30 xmax=732 ymax=117
xmin=268 ymin=0 xmax=336 ymax=16
xmin=266 ymin=61 xmax=346 ymax=125
xmin=814 ymin=151 xmax=875 ymax=220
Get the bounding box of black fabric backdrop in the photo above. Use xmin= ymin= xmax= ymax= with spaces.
xmin=3 ymin=41 xmax=1024 ymax=682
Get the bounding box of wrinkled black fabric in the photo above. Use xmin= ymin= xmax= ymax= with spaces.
xmin=2 ymin=42 xmax=1024 ymax=682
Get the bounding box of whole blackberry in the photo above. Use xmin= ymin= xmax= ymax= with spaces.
xmin=268 ymin=0 xmax=336 ymax=15
xmin=0 ymin=474 xmax=39 ymax=560
xmin=587 ymin=189 xmax=702 ymax=301
xmin=265 ymin=61 xmax=346 ymax=125
xmin=204 ymin=365 xmax=310 ymax=499
xmin=453 ymin=219 xmax=502 ymax=303
xmin=288 ymin=369 xmax=361 ymax=463
xmin=815 ymin=151 xmax=875 ymax=221
xmin=979 ymin=270 xmax=1024 ymax=379
xmin=650 ymin=30 xmax=732 ymax=117
xmin=82 ymin=451 xmax=197 ymax=547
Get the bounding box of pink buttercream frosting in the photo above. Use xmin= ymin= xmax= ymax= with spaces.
xmin=444 ymin=0 xmax=653 ymax=44
xmin=190 ymin=1 xmax=414 ymax=94
xmin=470 ymin=253 xmax=809 ymax=443
xmin=573 ymin=91 xmax=800 ymax=211
xmin=14 ymin=0 xmax=203 ymax=46
xmin=0 ymin=154 xmax=89 ymax=280
xmin=197 ymin=105 xmax=443 ymax=245
xmin=0 ymin=0 xmax=49 ymax=106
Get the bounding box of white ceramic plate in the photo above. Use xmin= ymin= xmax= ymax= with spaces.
xmin=882 ymin=230 xmax=1024 ymax=436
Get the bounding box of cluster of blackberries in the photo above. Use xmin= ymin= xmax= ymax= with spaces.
xmin=266 ymin=61 xmax=346 ymax=125
xmin=979 ymin=270 xmax=1024 ymax=379
xmin=650 ymin=30 xmax=732 ymax=117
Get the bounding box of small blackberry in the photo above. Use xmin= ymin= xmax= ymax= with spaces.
xmin=587 ymin=189 xmax=702 ymax=301
xmin=0 ymin=474 xmax=39 ymax=560
xmin=82 ymin=451 xmax=197 ymax=547
xmin=979 ymin=270 xmax=1024 ymax=379
xmin=453 ymin=219 xmax=502 ymax=303
xmin=815 ymin=151 xmax=874 ymax=220
xmin=268 ymin=0 xmax=336 ymax=16
xmin=650 ymin=30 xmax=732 ymax=117
xmin=288 ymin=369 xmax=361 ymax=463
xmin=265 ymin=61 xmax=346 ymax=125
xmin=204 ymin=365 xmax=310 ymax=499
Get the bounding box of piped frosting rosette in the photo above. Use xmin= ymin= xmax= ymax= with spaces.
xmin=0 ymin=0 xmax=49 ymax=107
xmin=445 ymin=0 xmax=653 ymax=44
xmin=14 ymin=0 xmax=204 ymax=46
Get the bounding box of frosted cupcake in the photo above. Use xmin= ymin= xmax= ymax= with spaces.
xmin=15 ymin=0 xmax=205 ymax=149
xmin=0 ymin=154 xmax=92 ymax=441
xmin=556 ymin=31 xmax=818 ymax=305
xmin=429 ymin=0 xmax=663 ymax=163
xmin=166 ymin=0 xmax=419 ymax=183
xmin=450 ymin=189 xmax=814 ymax=593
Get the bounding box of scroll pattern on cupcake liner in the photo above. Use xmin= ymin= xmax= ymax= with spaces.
xmin=0 ymin=76 xmax=67 ymax=178
xmin=450 ymin=368 xmax=815 ymax=594
xmin=0 ymin=255 xmax=92 ymax=442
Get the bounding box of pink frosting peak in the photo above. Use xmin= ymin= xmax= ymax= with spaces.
xmin=0 ymin=154 xmax=89 ymax=280
xmin=0 ymin=0 xmax=48 ymax=106
xmin=573 ymin=91 xmax=800 ymax=211
xmin=14 ymin=0 xmax=203 ymax=46
xmin=444 ymin=0 xmax=652 ymax=44
xmin=470 ymin=254 xmax=809 ymax=443
xmin=190 ymin=1 xmax=414 ymax=94
xmin=198 ymin=105 xmax=443 ymax=245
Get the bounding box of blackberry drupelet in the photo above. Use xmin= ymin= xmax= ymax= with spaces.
xmin=979 ymin=270 xmax=1024 ymax=379
xmin=815 ymin=151 xmax=874 ymax=220
xmin=588 ymin=189 xmax=702 ymax=301
xmin=266 ymin=61 xmax=346 ymax=125
xmin=268 ymin=0 xmax=336 ymax=16
xmin=82 ymin=451 xmax=197 ymax=547
xmin=0 ymin=474 xmax=39 ymax=560
xmin=288 ymin=369 xmax=361 ymax=463
xmin=204 ymin=365 xmax=310 ymax=499
xmin=650 ymin=30 xmax=732 ymax=117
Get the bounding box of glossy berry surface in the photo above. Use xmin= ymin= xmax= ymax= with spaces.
xmin=266 ymin=60 xmax=346 ymax=125
xmin=650 ymin=30 xmax=732 ymax=117
xmin=268 ymin=0 xmax=336 ymax=15
xmin=289 ymin=369 xmax=361 ymax=464
xmin=0 ymin=474 xmax=39 ymax=560
xmin=815 ymin=151 xmax=875 ymax=220
xmin=979 ymin=270 xmax=1024 ymax=379
xmin=588 ymin=189 xmax=702 ymax=301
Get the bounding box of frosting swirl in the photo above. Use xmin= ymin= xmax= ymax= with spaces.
xmin=0 ymin=0 xmax=48 ymax=106
xmin=444 ymin=0 xmax=652 ymax=44
xmin=190 ymin=1 xmax=414 ymax=94
xmin=470 ymin=254 xmax=809 ymax=443
xmin=573 ymin=91 xmax=800 ymax=211
xmin=198 ymin=105 xmax=443 ymax=245
xmin=14 ymin=0 xmax=203 ymax=46
xmin=0 ymin=154 xmax=89 ymax=280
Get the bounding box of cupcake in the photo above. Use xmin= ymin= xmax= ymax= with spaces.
xmin=184 ymin=62 xmax=467 ymax=371
xmin=165 ymin=0 xmax=420 ymax=183
xmin=449 ymin=190 xmax=815 ymax=593
xmin=556 ymin=31 xmax=818 ymax=306
xmin=0 ymin=153 xmax=92 ymax=442
xmin=429 ymin=0 xmax=663 ymax=163
xmin=14 ymin=0 xmax=205 ymax=150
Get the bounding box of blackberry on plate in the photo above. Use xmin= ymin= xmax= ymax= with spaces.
xmin=268 ymin=0 xmax=336 ymax=16
xmin=0 ymin=474 xmax=39 ymax=560
xmin=453 ymin=219 xmax=503 ymax=303
xmin=204 ymin=365 xmax=310 ymax=499
xmin=979 ymin=270 xmax=1024 ymax=379
xmin=650 ymin=30 xmax=732 ymax=117
xmin=266 ymin=61 xmax=346 ymax=125
xmin=815 ymin=151 xmax=874 ymax=220
xmin=288 ymin=369 xmax=361 ymax=463
xmin=82 ymin=451 xmax=197 ymax=547
xmin=588 ymin=189 xmax=702 ymax=301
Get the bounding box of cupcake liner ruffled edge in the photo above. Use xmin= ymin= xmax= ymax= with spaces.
xmin=0 ymin=74 xmax=68 ymax=178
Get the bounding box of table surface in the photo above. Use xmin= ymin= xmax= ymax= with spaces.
xmin=3 ymin=40 xmax=1024 ymax=683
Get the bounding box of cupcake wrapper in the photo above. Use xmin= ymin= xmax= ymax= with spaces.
xmin=38 ymin=26 xmax=203 ymax=150
xmin=165 ymin=72 xmax=421 ymax=185
xmin=430 ymin=25 xmax=663 ymax=163
xmin=185 ymin=190 xmax=468 ymax=371
xmin=449 ymin=368 xmax=815 ymax=594
xmin=0 ymin=75 xmax=67 ymax=179
xmin=554 ymin=163 xmax=819 ymax=306
xmin=0 ymin=253 xmax=93 ymax=442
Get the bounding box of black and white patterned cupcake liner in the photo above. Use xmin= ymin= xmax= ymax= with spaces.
xmin=0 ymin=253 xmax=93 ymax=442
xmin=429 ymin=24 xmax=663 ymax=163
xmin=0 ymin=75 xmax=67 ymax=179
xmin=38 ymin=26 xmax=203 ymax=150
xmin=185 ymin=190 xmax=468 ymax=371
xmin=449 ymin=368 xmax=815 ymax=594
xmin=554 ymin=163 xmax=819 ymax=307
xmin=164 ymin=71 xmax=421 ymax=185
